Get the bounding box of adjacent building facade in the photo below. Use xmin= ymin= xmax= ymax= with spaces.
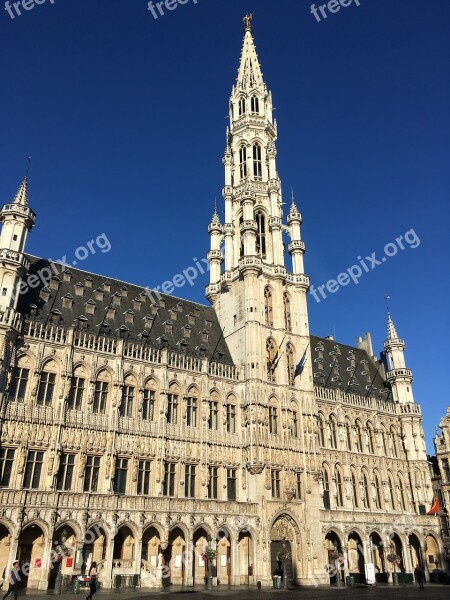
xmin=0 ymin=16 xmax=443 ymax=590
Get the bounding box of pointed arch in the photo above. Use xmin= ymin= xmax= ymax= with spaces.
xmin=255 ymin=210 xmax=266 ymax=258
xmin=250 ymin=95 xmax=259 ymax=114
xmin=266 ymin=337 xmax=277 ymax=383
xmin=239 ymin=145 xmax=247 ymax=179
xmin=264 ymin=286 xmax=273 ymax=327
xmin=252 ymin=142 xmax=262 ymax=180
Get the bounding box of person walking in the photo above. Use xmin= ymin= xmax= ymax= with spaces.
xmin=86 ymin=562 xmax=97 ymax=600
xmin=414 ymin=564 xmax=425 ymax=589
xmin=2 ymin=561 xmax=20 ymax=600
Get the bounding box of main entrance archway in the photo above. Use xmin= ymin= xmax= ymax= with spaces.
xmin=348 ymin=531 xmax=365 ymax=584
xmin=163 ymin=527 xmax=186 ymax=586
xmin=270 ymin=516 xmax=296 ymax=586
xmin=325 ymin=531 xmax=343 ymax=586
xmin=48 ymin=524 xmax=78 ymax=590
xmin=369 ymin=532 xmax=386 ymax=583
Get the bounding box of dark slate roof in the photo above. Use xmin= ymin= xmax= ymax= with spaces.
xmin=310 ymin=334 xmax=392 ymax=401
xmin=17 ymin=256 xmax=234 ymax=365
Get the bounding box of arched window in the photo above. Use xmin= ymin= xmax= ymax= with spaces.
xmin=362 ymin=471 xmax=371 ymax=509
xmin=329 ymin=415 xmax=338 ymax=449
xmin=283 ymin=292 xmax=292 ymax=332
xmin=239 ymin=97 xmax=246 ymax=116
xmin=225 ymin=395 xmax=237 ymax=433
xmin=367 ymin=422 xmax=375 ymax=454
xmin=351 ymin=469 xmax=359 ymax=508
xmin=269 ymin=399 xmax=278 ymax=435
xmin=93 ymin=369 xmax=110 ymax=414
xmin=374 ymin=471 xmax=382 ymax=509
xmin=239 ymin=216 xmax=244 ymax=258
xmin=120 ymin=375 xmax=136 ymax=418
xmin=142 ymin=379 xmax=157 ymax=421
xmin=250 ymin=95 xmax=259 ymax=113
xmin=345 ymin=419 xmax=352 ymax=451
xmin=336 ymin=467 xmax=344 ymax=507
xmin=291 ymin=402 xmax=299 ymax=438
xmin=253 ymin=143 xmax=262 ymax=180
xmin=37 ymin=360 xmax=58 ymax=407
xmin=239 ymin=146 xmax=247 ymax=179
xmin=266 ymin=338 xmax=277 ymax=383
xmin=186 ymin=386 xmax=199 ymax=428
xmin=318 ymin=413 xmax=325 ymax=447
xmin=388 ymin=475 xmax=396 ymax=510
xmin=68 ymin=365 xmax=86 ymax=411
xmin=256 ymin=211 xmax=266 ymax=257
xmin=208 ymin=390 xmax=220 ymax=430
xmin=286 ymin=343 xmax=295 ymax=386
xmin=8 ymin=358 xmax=31 ymax=404
xmin=167 ymin=383 xmax=180 ymax=424
xmin=264 ymin=286 xmax=273 ymax=326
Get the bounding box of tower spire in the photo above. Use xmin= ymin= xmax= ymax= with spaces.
xmin=236 ymin=15 xmax=265 ymax=92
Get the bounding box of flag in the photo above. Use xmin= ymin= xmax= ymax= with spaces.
xmin=294 ymin=349 xmax=308 ymax=379
xmin=426 ymin=492 xmax=440 ymax=515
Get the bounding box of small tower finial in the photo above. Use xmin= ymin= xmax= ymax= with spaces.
xmin=384 ymin=294 xmax=391 ymax=315
xmin=243 ymin=13 xmax=253 ymax=32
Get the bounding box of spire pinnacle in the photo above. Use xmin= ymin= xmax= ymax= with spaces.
xmin=387 ymin=312 xmax=399 ymax=341
xmin=237 ymin=15 xmax=264 ymax=91
xmin=12 ymin=175 xmax=29 ymax=207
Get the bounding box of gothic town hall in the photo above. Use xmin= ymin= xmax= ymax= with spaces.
xmin=0 ymin=16 xmax=442 ymax=590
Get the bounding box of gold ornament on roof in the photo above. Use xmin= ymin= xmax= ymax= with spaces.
xmin=243 ymin=13 xmax=253 ymax=31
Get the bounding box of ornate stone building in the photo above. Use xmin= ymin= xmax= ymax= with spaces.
xmin=432 ymin=410 xmax=450 ymax=564
xmin=0 ymin=16 xmax=443 ymax=590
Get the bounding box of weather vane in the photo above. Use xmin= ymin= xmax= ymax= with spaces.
xmin=243 ymin=13 xmax=253 ymax=31
xmin=25 ymin=156 xmax=31 ymax=177
xmin=384 ymin=294 xmax=391 ymax=314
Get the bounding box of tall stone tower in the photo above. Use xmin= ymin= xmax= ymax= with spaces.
xmin=207 ymin=15 xmax=324 ymax=585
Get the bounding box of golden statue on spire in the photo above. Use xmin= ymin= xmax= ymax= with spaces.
xmin=243 ymin=13 xmax=253 ymax=31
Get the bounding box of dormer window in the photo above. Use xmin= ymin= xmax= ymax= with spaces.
xmin=188 ymin=313 xmax=196 ymax=326
xmin=121 ymin=286 xmax=129 ymax=297
xmin=95 ymin=288 xmax=105 ymax=302
xmin=84 ymin=276 xmax=93 ymax=289
xmin=143 ymin=315 xmax=154 ymax=329
xmin=62 ymin=293 xmax=74 ymax=309
xmin=86 ymin=299 xmax=96 ymax=315
xmin=49 ymin=277 xmax=60 ymax=291
xmin=183 ymin=325 xmax=191 ymax=338
xmin=169 ymin=309 xmax=178 ymax=321
xmin=107 ymin=306 xmax=115 ymax=320
xmin=201 ymin=330 xmax=209 ymax=343
xmin=124 ymin=310 xmax=134 ymax=324
xmin=63 ymin=269 xmax=72 ymax=283
xmin=51 ymin=309 xmax=62 ymax=325
xmin=159 ymin=298 xmax=166 ymax=308
xmin=164 ymin=320 xmax=173 ymax=335
xmin=133 ymin=297 xmax=142 ymax=311
xmin=74 ymin=283 xmax=84 ymax=297
xmin=251 ymin=95 xmax=259 ymax=113
xmin=77 ymin=315 xmax=88 ymax=330
xmin=112 ymin=293 xmax=121 ymax=307
xmin=205 ymin=320 xmax=213 ymax=329
xmin=103 ymin=280 xmax=111 ymax=293
xmin=118 ymin=325 xmax=129 ymax=339
xmin=150 ymin=303 xmax=159 ymax=316
xmin=40 ymin=287 xmax=51 ymax=303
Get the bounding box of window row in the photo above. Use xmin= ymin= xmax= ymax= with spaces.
xmin=322 ymin=464 xmax=411 ymax=513
xmin=237 ymin=95 xmax=260 ymax=116
xmin=317 ymin=413 xmax=404 ymax=458
xmin=0 ymin=447 xmax=241 ymax=501
xmin=8 ymin=367 xmax=239 ymax=431
xmin=239 ymin=143 xmax=264 ymax=181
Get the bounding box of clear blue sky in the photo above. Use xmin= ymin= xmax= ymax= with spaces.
xmin=1 ymin=0 xmax=449 ymax=451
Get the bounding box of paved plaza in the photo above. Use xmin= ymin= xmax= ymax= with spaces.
xmin=8 ymin=584 xmax=448 ymax=600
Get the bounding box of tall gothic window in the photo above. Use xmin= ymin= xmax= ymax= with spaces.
xmin=8 ymin=366 xmax=29 ymax=403
xmin=283 ymin=292 xmax=292 ymax=332
xmin=37 ymin=370 xmax=56 ymax=407
xmin=264 ymin=286 xmax=273 ymax=326
xmin=286 ymin=343 xmax=295 ymax=386
xmin=346 ymin=419 xmax=352 ymax=451
xmin=239 ymin=97 xmax=246 ymax=116
xmin=322 ymin=465 xmax=331 ymax=509
xmin=367 ymin=422 xmax=375 ymax=454
xmin=250 ymin=95 xmax=259 ymax=113
xmin=253 ymin=143 xmax=262 ymax=180
xmin=318 ymin=413 xmax=325 ymax=447
xmin=239 ymin=146 xmax=247 ymax=179
xmin=256 ymin=211 xmax=266 ymax=257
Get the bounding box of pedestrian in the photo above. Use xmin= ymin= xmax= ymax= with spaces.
xmin=2 ymin=561 xmax=20 ymax=600
xmin=86 ymin=562 xmax=97 ymax=600
xmin=414 ymin=564 xmax=425 ymax=589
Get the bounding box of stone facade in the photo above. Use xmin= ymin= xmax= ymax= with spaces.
xmin=0 ymin=15 xmax=442 ymax=591
xmin=433 ymin=410 xmax=450 ymax=564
